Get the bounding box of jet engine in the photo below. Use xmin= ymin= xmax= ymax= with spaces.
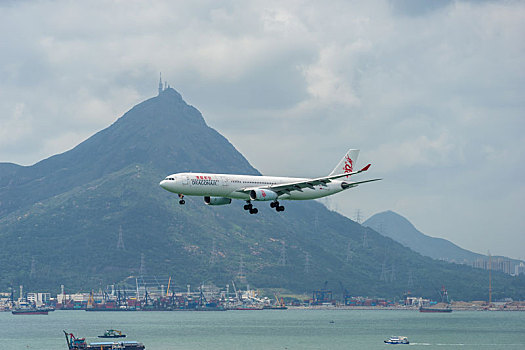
xmin=249 ymin=189 xmax=278 ymax=201
xmin=341 ymin=182 xmax=356 ymax=189
xmin=204 ymin=196 xmax=232 ymax=205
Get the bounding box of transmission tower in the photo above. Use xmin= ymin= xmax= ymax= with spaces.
xmin=304 ymin=252 xmax=311 ymax=274
xmin=236 ymin=256 xmax=247 ymax=284
xmin=209 ymin=238 xmax=217 ymax=265
xmin=354 ymin=209 xmax=363 ymax=224
xmin=30 ymin=257 xmax=36 ymax=279
xmin=345 ymin=241 xmax=353 ymax=262
xmin=380 ymin=261 xmax=388 ymax=281
xmin=278 ymin=241 xmax=287 ymax=266
xmin=139 ymin=253 xmax=146 ymax=276
xmin=117 ymin=226 xmax=125 ymax=250
xmin=362 ymin=231 xmax=368 ymax=248
xmin=390 ymin=262 xmax=396 ymax=282
xmin=407 ymin=270 xmax=414 ymax=290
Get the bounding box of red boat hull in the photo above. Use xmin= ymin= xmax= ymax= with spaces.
xmin=12 ymin=310 xmax=48 ymax=315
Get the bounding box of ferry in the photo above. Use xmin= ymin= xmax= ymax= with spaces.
xmin=384 ymin=336 xmax=410 ymax=344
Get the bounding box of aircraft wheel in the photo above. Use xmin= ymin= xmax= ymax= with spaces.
xmin=179 ymin=200 xmax=185 ymax=205
xmin=277 ymin=206 xmax=284 ymax=212
xmin=270 ymin=201 xmax=279 ymax=208
xmin=249 ymin=208 xmax=258 ymax=214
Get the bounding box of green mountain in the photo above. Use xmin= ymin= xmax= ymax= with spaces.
xmin=1 ymin=88 xmax=523 ymax=301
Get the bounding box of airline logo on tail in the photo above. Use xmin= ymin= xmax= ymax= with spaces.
xmin=343 ymin=155 xmax=353 ymax=174
xmin=329 ymin=149 xmax=359 ymax=178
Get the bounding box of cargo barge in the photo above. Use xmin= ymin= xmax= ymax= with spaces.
xmin=419 ymin=306 xmax=452 ymax=313
xmin=64 ymin=331 xmax=145 ymax=349
xmin=12 ymin=307 xmax=50 ymax=315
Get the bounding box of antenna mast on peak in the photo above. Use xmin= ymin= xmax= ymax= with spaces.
xmin=158 ymin=73 xmax=163 ymax=95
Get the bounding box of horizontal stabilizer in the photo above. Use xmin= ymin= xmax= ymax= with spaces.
xmin=342 ymin=178 xmax=382 ymax=189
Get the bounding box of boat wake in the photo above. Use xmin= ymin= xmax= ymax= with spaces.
xmin=409 ymin=344 xmax=524 ymax=347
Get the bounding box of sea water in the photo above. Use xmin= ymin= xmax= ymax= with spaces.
xmin=1 ymin=309 xmax=524 ymax=349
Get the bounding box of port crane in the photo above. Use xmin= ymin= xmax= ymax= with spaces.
xmin=339 ymin=281 xmax=351 ymax=305
xmin=231 ymin=280 xmax=242 ymax=303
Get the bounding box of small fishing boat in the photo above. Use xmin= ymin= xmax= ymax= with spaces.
xmin=384 ymin=336 xmax=409 ymax=344
xmin=98 ymin=329 xmax=126 ymax=338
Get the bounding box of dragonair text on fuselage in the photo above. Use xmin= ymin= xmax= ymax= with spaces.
xmin=159 ymin=149 xmax=381 ymax=214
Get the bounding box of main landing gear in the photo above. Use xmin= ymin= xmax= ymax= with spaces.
xmin=243 ymin=200 xmax=284 ymax=214
xmin=178 ymin=194 xmax=185 ymax=205
xmin=243 ymin=201 xmax=258 ymax=214
xmin=270 ymin=201 xmax=285 ymax=212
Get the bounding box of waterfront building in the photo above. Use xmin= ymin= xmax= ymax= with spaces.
xmin=27 ymin=292 xmax=51 ymax=307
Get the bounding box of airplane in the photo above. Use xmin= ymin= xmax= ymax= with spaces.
xmin=159 ymin=149 xmax=381 ymax=214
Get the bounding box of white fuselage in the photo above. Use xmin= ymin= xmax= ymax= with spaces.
xmin=159 ymin=172 xmax=347 ymax=201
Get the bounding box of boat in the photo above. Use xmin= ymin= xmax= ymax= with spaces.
xmin=419 ymin=286 xmax=453 ymax=313
xmin=11 ymin=307 xmax=49 ymax=315
xmin=419 ymin=306 xmax=452 ymax=313
xmin=98 ymin=329 xmax=126 ymax=338
xmin=231 ymin=306 xmax=264 ymax=310
xmin=65 ymin=331 xmax=145 ymax=349
xmin=262 ymin=305 xmax=288 ymax=310
xmin=384 ymin=336 xmax=409 ymax=344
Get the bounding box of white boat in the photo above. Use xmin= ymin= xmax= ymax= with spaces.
xmin=384 ymin=336 xmax=409 ymax=344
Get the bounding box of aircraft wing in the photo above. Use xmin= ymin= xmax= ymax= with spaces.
xmin=238 ymin=164 xmax=376 ymax=196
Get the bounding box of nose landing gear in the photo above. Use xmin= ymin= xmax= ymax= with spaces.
xmin=178 ymin=194 xmax=185 ymax=205
xmin=244 ymin=201 xmax=258 ymax=214
xmin=270 ymin=201 xmax=285 ymax=212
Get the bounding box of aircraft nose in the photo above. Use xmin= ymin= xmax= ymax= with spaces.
xmin=159 ymin=180 xmax=168 ymax=189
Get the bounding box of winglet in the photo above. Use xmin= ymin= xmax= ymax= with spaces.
xmin=360 ymin=164 xmax=371 ymax=172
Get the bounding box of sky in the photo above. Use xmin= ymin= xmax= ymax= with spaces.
xmin=1 ymin=0 xmax=524 ymax=260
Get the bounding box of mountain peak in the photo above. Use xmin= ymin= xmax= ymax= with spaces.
xmin=368 ymin=210 xmax=415 ymax=228
xmin=364 ymin=211 xmax=486 ymax=263
xmin=158 ymin=87 xmax=183 ymax=101
xmin=118 ymin=86 xmax=205 ymax=128
xmin=0 ymin=86 xmax=258 ymax=217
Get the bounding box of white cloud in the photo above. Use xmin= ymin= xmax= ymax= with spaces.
xmin=368 ymin=131 xmax=457 ymax=172
xmin=0 ymin=0 xmax=524 ymax=258
xmin=0 ymin=103 xmax=33 ymax=148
